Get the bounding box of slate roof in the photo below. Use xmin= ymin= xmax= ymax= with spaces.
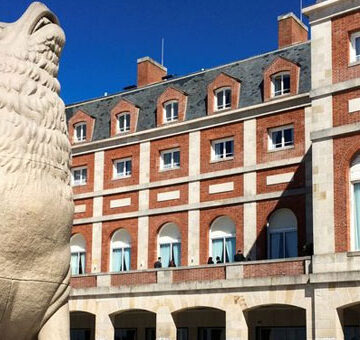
xmin=65 ymin=42 xmax=311 ymax=142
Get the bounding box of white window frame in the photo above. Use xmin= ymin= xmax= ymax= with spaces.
xmin=117 ymin=112 xmax=131 ymax=133
xmin=74 ymin=122 xmax=87 ymax=143
xmin=350 ymin=31 xmax=360 ymax=64
xmin=163 ymin=100 xmax=179 ymax=123
xmin=268 ymin=124 xmax=294 ymax=151
xmin=350 ymin=155 xmax=360 ymax=251
xmin=157 ymin=223 xmax=182 ymax=268
xmin=271 ymin=72 xmax=290 ymax=97
xmin=215 ymin=87 xmax=231 ymax=111
xmin=113 ymin=158 xmax=132 ymax=179
xmin=110 ymin=230 xmax=131 ymax=273
xmin=211 ymin=137 xmax=234 ymax=162
xmin=160 ymin=148 xmax=180 ymax=171
xmin=71 ymin=166 xmax=87 ymax=186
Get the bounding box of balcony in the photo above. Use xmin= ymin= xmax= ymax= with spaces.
xmin=70 ymin=257 xmax=311 ymax=294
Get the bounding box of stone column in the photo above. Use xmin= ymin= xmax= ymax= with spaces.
xmin=92 ymin=151 xmax=104 ymax=273
xmin=243 ymin=119 xmax=257 ymax=260
xmin=138 ymin=142 xmax=150 ymax=269
xmin=95 ymin=310 xmax=114 ymax=340
xmin=156 ymin=306 xmax=177 ymax=340
xmin=226 ymin=307 xmax=248 ymax=340
xmin=188 ymin=131 xmax=200 ymax=265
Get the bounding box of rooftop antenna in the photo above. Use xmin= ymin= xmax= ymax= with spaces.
xmin=161 ymin=38 xmax=164 ymax=66
xmin=300 ymin=0 xmax=303 ymax=22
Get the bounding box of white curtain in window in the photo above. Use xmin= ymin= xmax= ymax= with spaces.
xmin=173 ymin=243 xmax=181 ymax=267
xmin=71 ymin=253 xmax=79 ymax=275
xmin=160 ymin=244 xmax=171 ymax=267
xmin=354 ymin=183 xmax=360 ymax=250
xmin=112 ymin=248 xmax=122 ymax=272
xmin=212 ymin=238 xmax=224 ymax=262
xmin=124 ymin=247 xmax=131 ymax=271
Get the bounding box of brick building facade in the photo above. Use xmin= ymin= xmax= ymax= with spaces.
xmin=67 ymin=1 xmax=360 ymax=340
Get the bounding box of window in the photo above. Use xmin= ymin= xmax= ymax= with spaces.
xmin=164 ymin=101 xmax=179 ymax=123
xmin=215 ymin=88 xmax=231 ymax=111
xmin=210 ymin=216 xmax=236 ymax=263
xmin=74 ymin=122 xmax=87 ymax=143
xmin=158 ymin=223 xmax=181 ymax=267
xmin=160 ymin=149 xmax=180 ymax=170
xmin=350 ymin=32 xmax=360 ymax=63
xmin=117 ymin=113 xmax=130 ymax=133
xmin=113 ymin=158 xmax=132 ymax=179
xmin=72 ymin=167 xmax=87 ymax=186
xmin=268 ymin=125 xmax=294 ymax=150
xmin=271 ymin=72 xmax=290 ymax=97
xmin=351 ymin=154 xmax=360 ymax=251
xmin=268 ymin=208 xmax=298 ymax=259
xmin=211 ymin=138 xmax=234 ymax=161
xmin=70 ymin=234 xmax=86 ymax=275
xmin=110 ymin=229 xmax=131 ymax=272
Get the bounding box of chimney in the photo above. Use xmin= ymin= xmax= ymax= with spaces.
xmin=278 ymin=12 xmax=308 ymax=49
xmin=137 ymin=57 xmax=167 ymax=87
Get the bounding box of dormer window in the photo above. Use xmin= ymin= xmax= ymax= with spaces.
xmin=117 ymin=113 xmax=130 ymax=133
xmin=74 ymin=122 xmax=87 ymax=143
xmin=164 ymin=101 xmax=179 ymax=123
xmin=215 ymin=88 xmax=231 ymax=111
xmin=272 ymin=72 xmax=290 ymax=97
xmin=350 ymin=32 xmax=360 ymax=63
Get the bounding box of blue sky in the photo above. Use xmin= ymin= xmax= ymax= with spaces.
xmin=1 ymin=0 xmax=314 ymax=105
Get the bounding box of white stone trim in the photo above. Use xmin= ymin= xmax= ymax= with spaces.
xmin=91 ymin=223 xmax=102 ymax=273
xmin=110 ymin=198 xmax=131 ymax=208
xmin=74 ymin=204 xmax=86 ymax=213
xmin=209 ymin=182 xmax=234 ymax=194
xmin=349 ymin=97 xmax=360 ymax=113
xmin=266 ymin=172 xmax=294 ymax=185
xmin=157 ymin=190 xmax=180 ymax=202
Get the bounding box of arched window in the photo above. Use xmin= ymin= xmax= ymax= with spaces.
xmin=210 ymin=216 xmax=236 ymax=263
xmin=158 ymin=223 xmax=181 ymax=267
xmin=70 ymin=234 xmax=86 ymax=275
xmin=110 ymin=229 xmax=131 ymax=272
xmin=351 ymin=154 xmax=360 ymax=251
xmin=268 ymin=208 xmax=298 ymax=259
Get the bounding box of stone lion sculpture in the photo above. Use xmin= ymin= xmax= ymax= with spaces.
xmin=0 ymin=2 xmax=73 ymax=339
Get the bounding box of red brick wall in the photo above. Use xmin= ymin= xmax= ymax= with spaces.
xmin=333 ymin=134 xmax=360 ymax=252
xmin=200 ymin=122 xmax=243 ymax=174
xmin=173 ymin=266 xmax=226 ymax=282
xmin=137 ymin=59 xmax=166 ymax=87
xmin=110 ymin=99 xmax=139 ymax=136
xmin=150 ymin=134 xmax=189 ymax=182
xmin=111 ymin=271 xmax=157 ymax=286
xmin=199 ymin=205 xmax=243 ymax=265
xmin=332 ymin=10 xmax=360 ymax=84
xmin=74 ymin=198 xmax=93 ymax=219
xmin=103 ymin=192 xmax=139 ymax=215
xmin=156 ymin=87 xmax=187 ymax=126
xmin=149 ymin=184 xmax=188 ymax=209
xmin=257 ymin=163 xmax=305 ymax=194
xmin=278 ymin=17 xmax=308 ymax=49
xmin=148 ymin=212 xmax=188 ymax=268
xmin=243 ymin=260 xmax=305 ymax=278
xmin=101 ymin=218 xmax=138 ymax=272
xmin=207 ymin=73 xmax=241 ymax=115
xmin=72 ymin=153 xmax=95 ymax=194
xmin=256 ymin=108 xmax=305 ymax=164
xmin=70 ymin=275 xmax=97 ymax=289
xmin=256 ymin=195 xmax=306 ymax=260
xmin=263 ymin=57 xmax=300 ymax=101
xmin=71 ymin=224 xmax=93 ymax=274
xmin=200 ymin=175 xmax=243 ymax=202
xmin=103 ymin=144 xmax=140 ymax=189
xmin=333 ymin=88 xmax=360 ymax=127
xmin=68 ymin=110 xmax=95 ymax=145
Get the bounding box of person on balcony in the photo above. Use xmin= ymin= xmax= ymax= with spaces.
xmin=154 ymin=257 xmax=162 ymax=268
xmin=216 ymin=256 xmax=222 ymax=264
xmin=207 ymin=257 xmax=214 ymax=264
xmin=168 ymin=259 xmax=176 ymax=267
xmin=234 ymin=249 xmax=246 ymax=262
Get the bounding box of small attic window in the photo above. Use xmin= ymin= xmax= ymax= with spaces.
xmin=272 ymin=72 xmax=290 ymax=97
xmin=74 ymin=122 xmax=87 ymax=143
xmin=215 ymin=87 xmax=231 ymax=111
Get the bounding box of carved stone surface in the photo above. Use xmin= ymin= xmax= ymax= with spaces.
xmin=0 ymin=2 xmax=73 ymax=339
